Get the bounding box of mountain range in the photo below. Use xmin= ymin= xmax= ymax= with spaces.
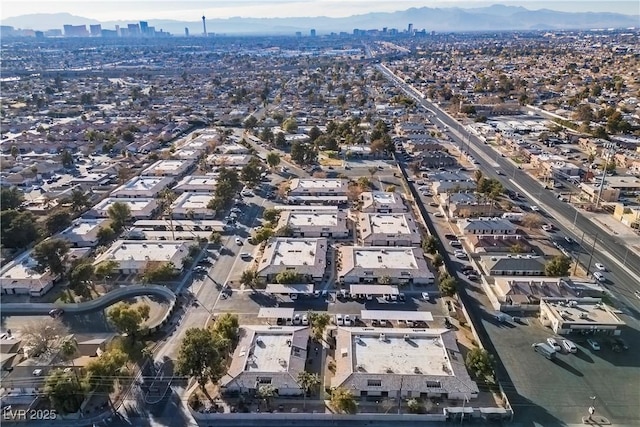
xmin=3 ymin=5 xmax=639 ymax=35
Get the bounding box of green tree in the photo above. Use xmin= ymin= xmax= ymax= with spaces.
xmin=385 ymin=185 xmax=396 ymax=193
xmin=266 ymin=152 xmax=281 ymax=170
xmin=465 ymin=348 xmax=495 ymax=383
xmin=45 ymin=210 xmax=72 ymax=235
xmin=308 ymin=312 xmax=331 ymax=342
xmin=522 ymin=213 xmax=544 ymax=230
xmin=107 ymin=302 xmax=150 ymax=336
xmin=143 ymin=262 xmax=177 ymax=282
xmin=244 ymin=115 xmax=258 ymax=130
xmin=357 ymin=177 xmax=372 ymax=189
xmin=282 ymin=117 xmax=298 ymax=133
xmin=432 ymin=253 xmax=444 ymax=268
xmin=257 ymin=384 xmax=277 ymax=410
xmin=61 ymin=150 xmax=74 ymax=168
xmin=97 ymin=225 xmax=116 ymax=244
xmin=260 ymin=127 xmax=274 ymax=143
xmin=297 ymin=371 xmax=320 ymax=409
xmin=241 ymin=158 xmax=262 ymax=188
xmin=176 ymin=327 xmax=225 ymax=390
xmin=308 ymin=125 xmax=322 ymax=142
xmin=275 ymin=270 xmax=304 ymax=284
xmin=378 ymin=275 xmax=391 ymax=285
xmin=44 ymin=369 xmax=85 ymax=414
xmin=70 ymin=189 xmax=90 ymax=212
xmin=69 ymin=262 xmax=94 ymax=294
xmin=33 ymin=238 xmax=70 ymax=276
xmin=509 ymin=243 xmax=526 ymax=254
xmin=59 ymin=338 xmax=80 ymax=382
xmin=330 ymin=387 xmax=357 ymax=414
xmin=407 ymin=398 xmax=425 ymax=414
xmin=240 ymin=270 xmax=258 ymax=288
xmin=0 ymin=210 xmax=40 ymax=248
xmin=290 ymin=142 xmax=317 ymax=165
xmin=210 ymin=313 xmax=239 ymax=346
xmin=262 ymin=208 xmax=281 ymax=224
xmin=438 ymin=272 xmax=457 ymax=297
xmin=209 ymin=231 xmax=222 ymax=245
xmin=0 ymin=187 xmax=24 ymax=210
xmin=107 ymin=201 xmax=131 ymax=232
xmin=253 ymin=227 xmax=274 ymax=244
xmin=275 ymin=131 xmax=287 ymax=147
xmin=10 ymin=145 xmax=19 ymax=159
xmin=85 ymin=348 xmax=128 ymax=393
xmin=94 ymin=260 xmax=118 ymax=283
xmin=275 ymin=224 xmax=293 ymax=237
xmin=20 ymin=318 xmax=68 ymax=355
xmin=208 ymin=167 xmax=241 ymax=211
xmin=422 ymin=236 xmax=439 ymax=255
xmin=545 ymin=255 xmax=571 ymax=277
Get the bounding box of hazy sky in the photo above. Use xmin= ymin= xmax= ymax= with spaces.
xmin=2 ymin=0 xmax=639 ymax=20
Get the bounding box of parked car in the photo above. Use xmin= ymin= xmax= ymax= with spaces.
xmin=594 ymin=263 xmax=607 ymax=271
xmin=421 ymin=292 xmax=430 ymax=301
xmin=335 ymin=314 xmax=344 ymax=326
xmin=235 ymin=237 xmax=243 ymax=245
xmin=293 ymin=314 xmax=301 ymax=325
xmin=546 ymin=337 xmax=562 ymax=352
xmin=587 ymin=339 xmax=600 ymax=351
xmin=434 ymin=212 xmax=444 ymax=218
xmin=593 ymin=271 xmax=606 ymax=282
xmin=240 ymin=252 xmax=252 ymax=260
xmin=562 ymin=339 xmax=578 ymax=353
xmin=302 ymin=314 xmax=309 ymax=326
xmin=48 ymin=308 xmax=64 ymax=318
xmin=344 ymin=315 xmax=352 ymax=326
xmin=450 ymin=240 xmax=462 ymax=248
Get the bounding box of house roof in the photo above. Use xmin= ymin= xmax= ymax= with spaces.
xmin=483 ymin=255 xmax=546 ymax=272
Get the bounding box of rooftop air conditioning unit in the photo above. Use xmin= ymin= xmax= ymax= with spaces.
xmin=379 ymin=333 xmax=386 ymax=341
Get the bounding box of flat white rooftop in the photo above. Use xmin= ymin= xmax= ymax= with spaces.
xmin=353 ymin=333 xmax=452 ymax=376
xmin=287 ymin=212 xmax=339 ymax=227
xmin=94 ymin=198 xmax=155 ymax=213
xmin=171 ymin=193 xmax=213 ymax=210
xmin=245 ymin=333 xmax=293 ymax=372
xmin=175 ymin=176 xmax=218 ymax=187
xmin=118 ymin=176 xmax=166 ymax=191
xmin=101 ymin=240 xmax=187 ymax=262
xmin=0 ymin=252 xmax=45 ymax=280
xmin=368 ymin=213 xmax=412 ymax=234
xmin=354 ymin=248 xmax=420 ymax=270
xmin=60 ymin=218 xmax=105 ymax=237
xmin=271 ymin=239 xmax=319 ymax=266
xmin=295 ymin=179 xmax=342 ymax=189
xmin=372 ymin=192 xmax=398 ymax=204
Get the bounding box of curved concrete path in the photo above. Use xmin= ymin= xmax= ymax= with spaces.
xmin=0 ymin=284 xmax=176 ymax=316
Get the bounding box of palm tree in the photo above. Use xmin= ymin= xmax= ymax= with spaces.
xmin=60 ymin=338 xmax=80 ymax=383
xmin=297 ymin=371 xmax=320 ymax=410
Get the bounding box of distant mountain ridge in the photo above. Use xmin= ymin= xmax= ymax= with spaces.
xmin=3 ymin=6 xmax=638 ymax=35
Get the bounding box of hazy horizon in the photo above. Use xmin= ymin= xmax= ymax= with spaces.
xmin=2 ymin=0 xmax=639 ymax=22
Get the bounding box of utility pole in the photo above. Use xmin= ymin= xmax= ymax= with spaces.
xmin=595 ymin=146 xmax=615 ymax=209
xmin=586 ymin=232 xmax=599 ymax=274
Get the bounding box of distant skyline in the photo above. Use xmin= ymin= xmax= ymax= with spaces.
xmin=2 ymin=0 xmax=639 ymax=22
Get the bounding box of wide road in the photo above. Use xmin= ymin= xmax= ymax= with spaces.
xmin=378 ymin=64 xmax=640 ymax=313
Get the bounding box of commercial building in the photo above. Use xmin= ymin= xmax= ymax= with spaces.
xmin=360 ymin=191 xmax=407 ymax=213
xmin=441 ymin=193 xmax=500 ymax=218
xmin=87 ymin=197 xmax=159 ymax=219
xmin=332 ymin=328 xmax=478 ymax=401
xmin=93 ymin=240 xmax=190 ymax=274
xmin=0 ymin=250 xmax=56 ymax=296
xmin=141 ymin=159 xmax=193 ymax=177
xmin=169 ymin=193 xmax=214 ymax=219
xmin=220 ymin=325 xmax=309 ymax=396
xmin=110 ymin=176 xmax=174 ymax=198
xmin=612 ymin=203 xmax=640 ymax=229
xmin=276 ymin=210 xmax=349 ymax=238
xmin=56 ymin=218 xmax=107 ymax=248
xmin=257 ymin=238 xmax=328 ymax=283
xmin=540 ymin=298 xmax=625 ymax=335
xmin=356 ymin=212 xmax=421 ymax=247
xmin=337 ymin=246 xmax=434 ymax=285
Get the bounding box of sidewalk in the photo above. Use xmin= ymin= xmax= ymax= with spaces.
xmin=581 ymin=210 xmax=640 ymax=259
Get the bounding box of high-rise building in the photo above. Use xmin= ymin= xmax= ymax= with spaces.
xmin=63 ymin=24 xmax=89 ymax=37
xmin=89 ymin=24 xmax=102 ymax=36
xmin=139 ymin=21 xmax=149 ymax=35
xmin=202 ymin=15 xmax=207 ymax=37
xmin=407 ymin=23 xmax=413 ymax=34
xmin=310 ymin=29 xmax=316 ymax=37
xmin=185 ymin=27 xmax=189 ymax=37
xmin=128 ymin=23 xmax=141 ymax=36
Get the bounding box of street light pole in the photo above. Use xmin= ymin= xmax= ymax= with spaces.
xmin=586 ymin=232 xmax=599 ymax=275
